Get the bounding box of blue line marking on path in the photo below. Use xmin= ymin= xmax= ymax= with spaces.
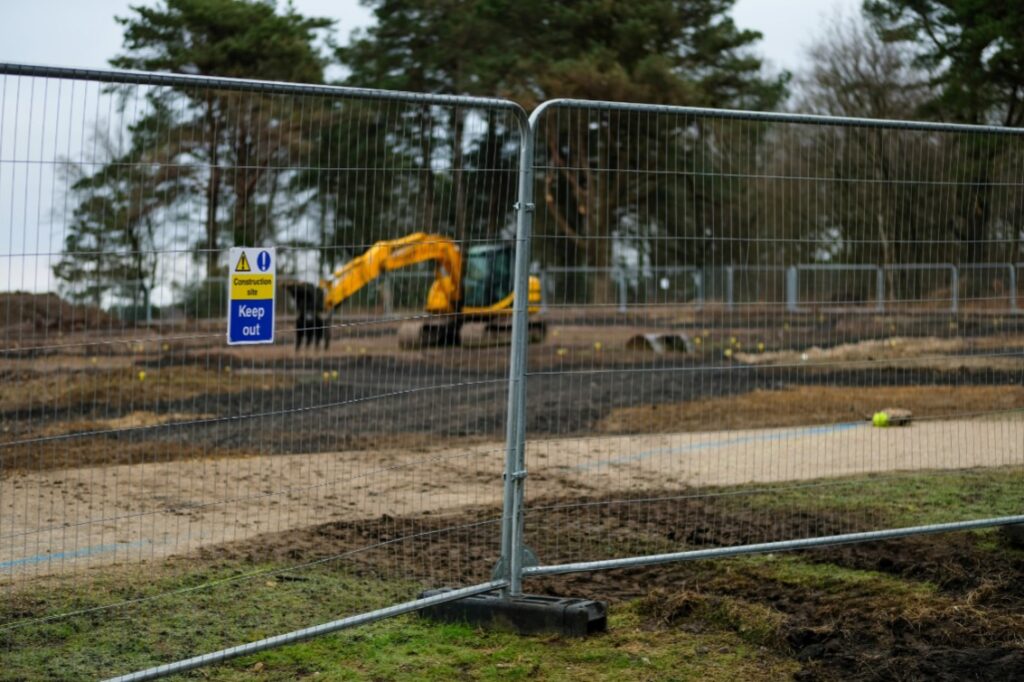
xmin=575 ymin=421 xmax=864 ymax=472
xmin=1 ymin=539 xmax=152 ymax=571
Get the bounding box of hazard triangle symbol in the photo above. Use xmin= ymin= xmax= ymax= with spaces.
xmin=235 ymin=252 xmax=252 ymax=272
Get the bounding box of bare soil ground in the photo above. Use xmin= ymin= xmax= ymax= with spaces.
xmin=0 ymin=293 xmax=113 ymax=341
xmin=597 ymin=385 xmax=1024 ymax=433
xmin=3 ymin=300 xmax=1024 ymax=680
xmin=3 ymin=417 xmax=1022 ymax=580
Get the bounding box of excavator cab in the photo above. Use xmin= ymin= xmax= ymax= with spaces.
xmin=462 ymin=244 xmax=515 ymax=309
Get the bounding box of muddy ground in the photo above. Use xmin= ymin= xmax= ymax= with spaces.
xmin=186 ymin=490 xmax=1024 ymax=682
xmin=3 ymin=302 xmax=1024 ymax=679
xmin=3 ymin=343 xmax=1024 ymax=467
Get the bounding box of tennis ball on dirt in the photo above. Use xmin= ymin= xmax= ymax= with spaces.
xmin=137 ymin=370 xmax=146 ymax=382
xmin=331 ymin=370 xmax=339 ymax=380
xmin=800 ymin=352 xmax=809 ymax=361
xmin=556 ymin=348 xmax=568 ymax=356
xmin=694 ymin=336 xmax=702 ymax=345
xmin=783 ymin=322 xmax=791 ymax=331
xmin=162 ymin=343 xmax=169 ymax=352
xmin=593 ymin=341 xmax=602 ymax=351
xmin=224 ymin=366 xmax=232 ymax=373
xmin=757 ymin=342 xmax=765 ymax=352
xmin=322 ymin=371 xmax=331 ymax=381
xmin=723 ymin=348 xmax=733 ymax=358
xmin=872 ymin=411 xmax=890 ymax=428
xmin=729 ymin=336 xmax=737 ymax=345
xmin=90 ymin=356 xmax=98 ymax=365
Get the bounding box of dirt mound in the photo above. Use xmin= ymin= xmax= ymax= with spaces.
xmin=0 ymin=292 xmax=113 ymax=337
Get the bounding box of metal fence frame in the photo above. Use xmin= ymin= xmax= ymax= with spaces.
xmin=514 ymin=98 xmax=1024 ymax=594
xmin=0 ymin=61 xmax=534 ymax=681
xmin=4 ymin=66 xmax=1024 ymax=679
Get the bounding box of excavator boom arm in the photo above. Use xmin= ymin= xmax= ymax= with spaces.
xmin=320 ymin=232 xmax=462 ymax=312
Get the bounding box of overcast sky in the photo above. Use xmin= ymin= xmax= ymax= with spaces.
xmin=0 ymin=0 xmax=861 ymax=78
xmin=0 ymin=0 xmax=862 ymax=297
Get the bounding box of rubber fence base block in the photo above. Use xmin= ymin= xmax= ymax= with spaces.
xmin=418 ymin=588 xmax=608 ymax=637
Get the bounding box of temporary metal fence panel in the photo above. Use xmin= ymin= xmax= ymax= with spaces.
xmin=0 ymin=63 xmax=531 ymax=678
xmin=4 ymin=61 xmax=1024 ymax=680
xmin=521 ymin=99 xmax=1024 ymax=579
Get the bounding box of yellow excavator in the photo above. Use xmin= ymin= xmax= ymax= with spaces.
xmin=284 ymin=232 xmax=545 ymax=350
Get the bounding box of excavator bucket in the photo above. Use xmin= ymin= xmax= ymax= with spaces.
xmin=284 ymin=281 xmax=331 ymax=350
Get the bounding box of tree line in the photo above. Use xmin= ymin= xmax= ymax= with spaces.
xmin=52 ymin=0 xmax=1024 ymax=310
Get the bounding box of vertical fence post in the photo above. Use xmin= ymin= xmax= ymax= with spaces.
xmin=950 ymin=265 xmax=959 ymax=313
xmin=876 ymin=266 xmax=885 ymax=312
xmin=499 ymin=110 xmax=535 ymax=598
xmin=617 ymin=271 xmax=628 ymax=313
xmin=725 ymin=265 xmax=735 ymax=310
xmin=1008 ymin=264 xmax=1017 ymax=313
xmin=786 ymin=266 xmax=798 ymax=313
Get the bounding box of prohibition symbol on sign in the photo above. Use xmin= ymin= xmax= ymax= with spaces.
xmin=235 ymin=252 xmax=252 ymax=272
xmin=257 ymin=250 xmax=272 ymax=272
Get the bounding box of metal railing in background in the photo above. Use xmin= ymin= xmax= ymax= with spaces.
xmin=538 ymin=263 xmax=1020 ymax=314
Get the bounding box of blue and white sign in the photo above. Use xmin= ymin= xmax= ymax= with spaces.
xmin=227 ymin=246 xmax=276 ymax=345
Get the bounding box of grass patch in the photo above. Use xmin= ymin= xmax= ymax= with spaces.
xmin=0 ymin=561 xmax=797 ymax=681
xmin=3 ymin=468 xmax=1022 ymax=681
xmin=732 ymin=467 xmax=1024 ymax=527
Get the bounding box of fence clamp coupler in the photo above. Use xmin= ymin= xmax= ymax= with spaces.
xmin=513 ymin=201 xmax=535 ymax=213
xmin=504 ymin=468 xmax=528 ymax=482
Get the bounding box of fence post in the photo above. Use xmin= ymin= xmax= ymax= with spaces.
xmin=950 ymin=265 xmax=959 ymax=313
xmin=1008 ymin=265 xmax=1017 ymax=313
xmin=498 ymin=111 xmax=535 ymax=598
xmin=876 ymin=266 xmax=885 ymax=312
xmin=786 ymin=266 xmax=798 ymax=313
xmin=725 ymin=265 xmax=735 ymax=310
xmin=617 ymin=271 xmax=628 ymax=313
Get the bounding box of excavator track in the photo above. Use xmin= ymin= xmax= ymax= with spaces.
xmin=460 ymin=320 xmax=547 ymax=348
xmin=397 ymin=319 xmax=462 ymax=349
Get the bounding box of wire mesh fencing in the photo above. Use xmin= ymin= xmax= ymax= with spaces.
xmin=4 ymin=61 xmax=1024 ymax=680
xmin=520 ymin=100 xmax=1024 ymax=578
xmin=0 ymin=64 xmax=531 ymax=678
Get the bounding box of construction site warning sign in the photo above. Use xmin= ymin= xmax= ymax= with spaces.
xmin=227 ymin=247 xmax=275 ymax=345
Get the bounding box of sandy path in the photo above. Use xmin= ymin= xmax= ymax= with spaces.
xmin=3 ymin=418 xmax=1022 ymax=579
